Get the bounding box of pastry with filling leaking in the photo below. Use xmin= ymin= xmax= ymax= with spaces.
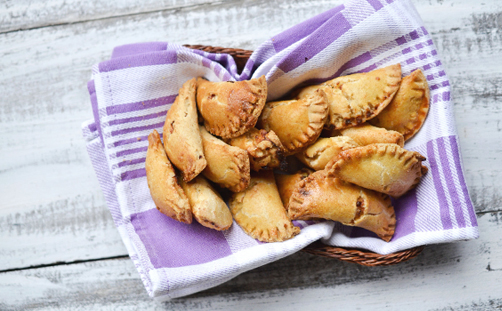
xmin=258 ymin=89 xmax=328 ymax=155
xmin=229 ymin=171 xmax=300 ymax=242
xmin=296 ymin=64 xmax=401 ymax=130
xmin=196 ymin=76 xmax=267 ymax=139
xmin=340 ymin=123 xmax=404 ymax=147
xmin=275 ymin=168 xmax=314 ymax=209
xmin=180 ymin=175 xmax=233 ymax=231
xmin=145 ymin=130 xmax=192 ymax=224
xmin=200 ymin=125 xmax=250 ymax=192
xmin=288 ymin=170 xmax=396 ymax=242
xmin=369 ymin=69 xmax=430 ymax=141
xmin=227 ymin=128 xmax=284 ymax=171
xmin=326 ymin=143 xmax=427 ymax=197
xmin=295 ymin=136 xmax=359 ymax=170
xmin=163 ymin=78 xmax=206 ymax=182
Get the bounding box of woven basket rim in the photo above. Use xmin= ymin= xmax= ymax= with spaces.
xmin=183 ymin=44 xmax=425 ymax=266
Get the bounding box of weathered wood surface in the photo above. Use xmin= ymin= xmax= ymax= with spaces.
xmin=0 ymin=0 xmax=501 ymax=309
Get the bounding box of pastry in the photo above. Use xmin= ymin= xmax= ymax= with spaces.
xmin=180 ymin=175 xmax=233 ymax=231
xmin=288 ymin=170 xmax=395 ymax=242
xmin=369 ymin=69 xmax=430 ymax=141
xmin=296 ymin=64 xmax=402 ymax=130
xmin=196 ymin=76 xmax=267 ymax=139
xmin=275 ymin=168 xmax=313 ymax=209
xmin=200 ymin=125 xmax=251 ymax=192
xmin=340 ymin=123 xmax=404 ymax=147
xmin=163 ymin=78 xmax=206 ymax=182
xmin=227 ymin=128 xmax=284 ymax=171
xmin=258 ymin=89 xmax=328 ymax=155
xmin=229 ymin=171 xmax=300 ymax=242
xmin=145 ymin=130 xmax=192 ymax=224
xmin=295 ymin=136 xmax=359 ymax=170
xmin=326 ymin=143 xmax=426 ymax=197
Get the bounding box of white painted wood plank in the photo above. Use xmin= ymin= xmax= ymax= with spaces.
xmin=0 ymin=211 xmax=500 ymax=310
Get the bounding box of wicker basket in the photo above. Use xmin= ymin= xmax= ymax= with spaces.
xmin=184 ymin=44 xmax=424 ymax=266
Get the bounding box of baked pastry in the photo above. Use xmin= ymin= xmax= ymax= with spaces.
xmin=340 ymin=123 xmax=404 ymax=147
xmin=296 ymin=64 xmax=402 ymax=130
xmin=258 ymin=89 xmax=328 ymax=154
xmin=326 ymin=143 xmax=426 ymax=197
xmin=229 ymin=171 xmax=300 ymax=242
xmin=295 ymin=136 xmax=359 ymax=170
xmin=227 ymin=128 xmax=284 ymax=171
xmin=200 ymin=125 xmax=250 ymax=192
xmin=145 ymin=130 xmax=192 ymax=224
xmin=196 ymin=76 xmax=267 ymax=139
xmin=163 ymin=78 xmax=206 ymax=182
xmin=275 ymin=168 xmax=314 ymax=209
xmin=369 ymin=69 xmax=430 ymax=141
xmin=180 ymin=175 xmax=233 ymax=231
xmin=288 ymin=170 xmax=395 ymax=242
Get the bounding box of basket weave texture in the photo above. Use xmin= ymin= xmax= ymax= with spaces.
xmin=183 ymin=44 xmax=424 ymax=266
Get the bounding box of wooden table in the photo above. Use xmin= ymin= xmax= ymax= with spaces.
xmin=1 ymin=0 xmax=501 ymax=309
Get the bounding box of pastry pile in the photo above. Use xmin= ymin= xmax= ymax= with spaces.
xmin=145 ymin=64 xmax=430 ymax=243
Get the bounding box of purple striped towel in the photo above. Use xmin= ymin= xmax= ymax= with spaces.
xmin=82 ymin=0 xmax=478 ymax=300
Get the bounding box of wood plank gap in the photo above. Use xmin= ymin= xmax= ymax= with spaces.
xmin=0 ymin=254 xmax=129 ymax=274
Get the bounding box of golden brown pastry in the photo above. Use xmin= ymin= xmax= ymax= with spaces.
xmin=275 ymin=168 xmax=314 ymax=208
xmin=369 ymin=69 xmax=430 ymax=141
xmin=227 ymin=128 xmax=284 ymax=171
xmin=340 ymin=123 xmax=404 ymax=147
xmin=258 ymin=89 xmax=328 ymax=155
xmin=200 ymin=125 xmax=250 ymax=192
xmin=288 ymin=170 xmax=395 ymax=242
xmin=296 ymin=64 xmax=402 ymax=130
xmin=229 ymin=171 xmax=300 ymax=242
xmin=180 ymin=175 xmax=233 ymax=231
xmin=163 ymin=78 xmax=206 ymax=182
xmin=145 ymin=130 xmax=192 ymax=224
xmin=326 ymin=143 xmax=426 ymax=197
xmin=295 ymin=136 xmax=359 ymax=170
xmin=196 ymin=76 xmax=267 ymax=139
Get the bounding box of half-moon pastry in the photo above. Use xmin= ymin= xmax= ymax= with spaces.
xmin=258 ymin=89 xmax=328 ymax=155
xmin=200 ymin=125 xmax=250 ymax=192
xmin=288 ymin=170 xmax=395 ymax=242
xmin=296 ymin=64 xmax=402 ymax=130
xmin=275 ymin=168 xmax=314 ymax=209
xmin=369 ymin=69 xmax=430 ymax=141
xmin=180 ymin=175 xmax=233 ymax=231
xmin=145 ymin=130 xmax=192 ymax=224
xmin=229 ymin=171 xmax=300 ymax=242
xmin=340 ymin=123 xmax=404 ymax=147
xmin=295 ymin=136 xmax=359 ymax=170
xmin=163 ymin=78 xmax=206 ymax=182
xmin=227 ymin=128 xmax=284 ymax=171
xmin=196 ymin=76 xmax=267 ymax=139
xmin=326 ymin=143 xmax=426 ymax=197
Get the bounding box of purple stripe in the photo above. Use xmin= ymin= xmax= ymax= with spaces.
xmin=88 ymin=80 xmax=103 ymax=143
xmin=449 ymin=135 xmax=478 ymax=226
xmin=120 ymin=168 xmax=146 ymax=181
xmin=109 ymin=110 xmax=166 ymax=127
xmin=437 ymin=137 xmax=466 ymax=228
xmin=131 ymin=208 xmax=232 ymax=268
xmin=393 ymin=189 xmax=419 ymax=239
xmin=396 ymin=35 xmax=407 ymax=46
xmin=113 ymin=134 xmax=150 ymax=147
xmin=98 ymin=50 xmax=177 ymax=73
xmin=427 ymin=140 xmax=453 ymax=230
xmin=272 ymin=5 xmax=345 ymax=52
xmin=277 ymin=13 xmax=351 ymax=73
xmin=88 ymin=122 xmax=97 ymax=133
xmin=410 ymin=30 xmax=419 ymax=40
xmin=116 ymin=146 xmax=147 ymax=158
xmin=111 ymin=42 xmax=168 ymax=59
xmin=117 ymin=157 xmax=146 ymax=168
xmin=106 ymin=95 xmax=176 ymax=116
xmin=110 ymin=121 xmax=164 ymax=137
xmin=367 ymin=0 xmax=383 ymax=11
